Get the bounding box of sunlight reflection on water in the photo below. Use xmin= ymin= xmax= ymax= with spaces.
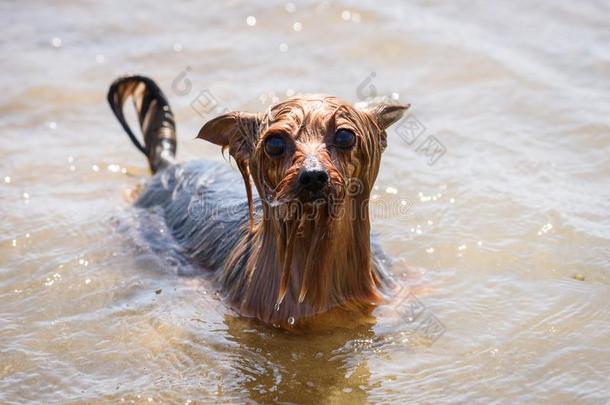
xmin=1 ymin=0 xmax=610 ymax=403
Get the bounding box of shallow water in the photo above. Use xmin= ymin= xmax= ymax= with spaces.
xmin=2 ymin=0 xmax=610 ymax=403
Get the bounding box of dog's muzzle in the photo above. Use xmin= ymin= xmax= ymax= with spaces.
xmin=297 ymin=160 xmax=329 ymax=202
xmin=297 ymin=155 xmax=330 ymax=202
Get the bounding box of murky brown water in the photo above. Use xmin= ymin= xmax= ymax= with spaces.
xmin=2 ymin=0 xmax=610 ymax=403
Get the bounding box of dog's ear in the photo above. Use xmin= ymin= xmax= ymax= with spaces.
xmin=197 ymin=112 xmax=263 ymax=162
xmin=367 ymin=103 xmax=410 ymax=130
xmin=197 ymin=111 xmax=263 ymax=231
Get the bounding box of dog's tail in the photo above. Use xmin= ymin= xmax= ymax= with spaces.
xmin=107 ymin=75 xmax=177 ymax=173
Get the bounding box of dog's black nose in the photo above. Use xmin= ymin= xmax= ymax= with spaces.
xmin=298 ymin=169 xmax=329 ymax=191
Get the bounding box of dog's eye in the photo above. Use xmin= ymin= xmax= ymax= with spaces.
xmin=333 ymin=129 xmax=356 ymax=150
xmin=264 ymin=136 xmax=287 ymax=157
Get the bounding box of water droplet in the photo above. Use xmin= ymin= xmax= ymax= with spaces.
xmin=449 ymin=198 xmax=455 ymax=203
xmin=48 ymin=121 xmax=57 ymax=130
xmin=292 ymin=22 xmax=302 ymax=31
xmin=51 ymin=37 xmax=62 ymax=47
xmin=538 ymin=223 xmax=553 ymax=235
xmin=477 ymin=240 xmax=483 ymax=247
xmin=92 ymin=164 xmax=99 ymax=172
xmin=4 ymin=176 xmax=10 ymax=183
xmin=274 ymin=302 xmax=281 ymax=311
xmin=391 ymin=92 xmax=400 ymax=100
xmin=458 ymin=244 xmax=467 ymax=251
xmin=286 ymin=89 xmax=295 ymax=97
xmin=288 ymin=316 xmax=295 ymax=325
xmin=246 ymin=16 xmax=257 ymax=26
xmin=85 ymin=278 xmax=91 ymax=284
xmin=426 ymin=247 xmax=434 ymax=253
xmin=69 ymin=165 xmax=76 ymax=172
xmin=12 ymin=239 xmax=17 ymax=247
xmin=341 ymin=10 xmax=351 ymax=20
xmin=173 ymin=43 xmax=183 ymax=52
xmin=279 ymin=43 xmax=288 ymax=52
xmin=385 ymin=186 xmax=397 ymax=194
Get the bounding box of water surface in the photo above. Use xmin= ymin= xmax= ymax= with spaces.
xmin=1 ymin=0 xmax=610 ymax=403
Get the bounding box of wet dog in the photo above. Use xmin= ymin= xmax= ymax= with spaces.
xmin=108 ymin=75 xmax=409 ymax=328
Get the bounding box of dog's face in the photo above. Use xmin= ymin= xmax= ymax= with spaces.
xmin=198 ymin=95 xmax=408 ymax=209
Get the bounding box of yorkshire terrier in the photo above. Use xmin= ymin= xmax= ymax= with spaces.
xmin=108 ymin=75 xmax=409 ymax=328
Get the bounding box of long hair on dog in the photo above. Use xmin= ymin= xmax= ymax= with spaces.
xmin=198 ymin=95 xmax=408 ymax=326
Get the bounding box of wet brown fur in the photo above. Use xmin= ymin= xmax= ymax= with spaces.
xmin=198 ymin=95 xmax=409 ymax=327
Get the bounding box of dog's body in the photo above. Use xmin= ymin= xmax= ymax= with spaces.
xmin=136 ymin=160 xmax=392 ymax=326
xmin=136 ymin=160 xmax=254 ymax=276
xmin=109 ymin=76 xmax=408 ymax=327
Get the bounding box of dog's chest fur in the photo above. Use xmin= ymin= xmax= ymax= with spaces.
xmin=135 ymin=160 xmax=393 ymax=326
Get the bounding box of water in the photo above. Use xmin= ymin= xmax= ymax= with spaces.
xmin=2 ymin=0 xmax=610 ymax=402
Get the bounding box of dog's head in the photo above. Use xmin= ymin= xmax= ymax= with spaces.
xmin=198 ymin=95 xmax=408 ymax=215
